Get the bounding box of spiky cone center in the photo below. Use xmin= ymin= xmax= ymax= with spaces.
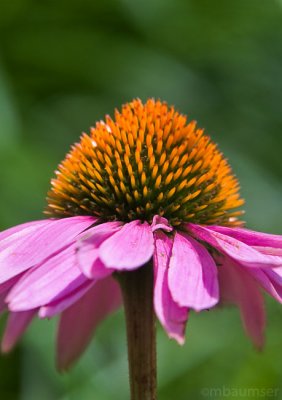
xmin=46 ymin=98 xmax=244 ymax=227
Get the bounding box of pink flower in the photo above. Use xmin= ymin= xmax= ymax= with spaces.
xmin=1 ymin=99 xmax=281 ymax=370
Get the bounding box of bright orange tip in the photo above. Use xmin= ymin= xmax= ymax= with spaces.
xmin=46 ymin=98 xmax=244 ymax=226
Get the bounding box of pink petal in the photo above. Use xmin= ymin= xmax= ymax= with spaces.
xmin=56 ymin=276 xmax=122 ymax=370
xmin=254 ymin=247 xmax=282 ymax=256
xmin=0 ymin=290 xmax=9 ymax=314
xmin=1 ymin=310 xmax=36 ymax=352
xmin=39 ymin=281 xmax=95 ymax=318
xmin=0 ymin=275 xmax=21 ymax=295
xmin=0 ymin=219 xmax=52 ymax=242
xmin=208 ymin=225 xmax=282 ymax=248
xmin=168 ymin=232 xmax=219 ymax=311
xmin=263 ymin=266 xmax=282 ymax=286
xmin=218 ymin=258 xmax=265 ymax=349
xmin=7 ymin=245 xmax=88 ymax=311
xmin=76 ymin=222 xmax=121 ymax=278
xmin=249 ymin=267 xmax=282 ymax=303
xmin=0 ymin=216 xmax=96 ymax=284
xmin=0 ymin=276 xmax=22 ymax=314
xmin=153 ymin=231 xmax=188 ymax=344
xmin=151 ymin=215 xmax=173 ymax=233
xmin=99 ymin=220 xmax=154 ymax=270
xmin=187 ymin=224 xmax=282 ymax=268
xmin=0 ymin=221 xmax=51 ymax=254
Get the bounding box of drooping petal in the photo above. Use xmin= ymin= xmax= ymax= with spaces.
xmin=99 ymin=220 xmax=154 ymax=270
xmin=218 ymin=257 xmax=265 ymax=349
xmin=153 ymin=231 xmax=188 ymax=344
xmin=210 ymin=225 xmax=282 ymax=260
xmin=39 ymin=281 xmax=95 ymax=318
xmin=0 ymin=222 xmax=52 ymax=256
xmin=0 ymin=216 xmax=96 ymax=284
xmin=0 ymin=289 xmax=10 ymax=314
xmin=7 ymin=245 xmax=88 ymax=311
xmin=249 ymin=267 xmax=282 ymax=303
xmin=56 ymin=276 xmax=122 ymax=370
xmin=0 ymin=275 xmax=21 ymax=295
xmin=0 ymin=292 xmax=8 ymax=314
xmin=0 ymin=219 xmax=52 ymax=242
xmin=262 ymin=266 xmax=282 ymax=288
xmin=207 ymin=225 xmax=282 ymax=249
xmin=187 ymin=224 xmax=282 ymax=268
xmin=254 ymin=247 xmax=282 ymax=256
xmin=76 ymin=222 xmax=121 ymax=278
xmin=0 ymin=276 xmax=22 ymax=314
xmin=1 ymin=310 xmax=36 ymax=352
xmin=168 ymin=232 xmax=219 ymax=311
xmin=151 ymin=215 xmax=173 ymax=233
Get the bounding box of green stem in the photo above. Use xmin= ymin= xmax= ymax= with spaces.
xmin=116 ymin=262 xmax=157 ymax=400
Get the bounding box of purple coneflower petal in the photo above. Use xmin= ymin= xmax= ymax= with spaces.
xmin=99 ymin=220 xmax=154 ymax=270
xmin=208 ymin=226 xmax=282 ymax=248
xmin=0 ymin=219 xmax=52 ymax=242
xmin=1 ymin=310 xmax=36 ymax=352
xmin=0 ymin=290 xmax=9 ymax=314
xmin=151 ymin=215 xmax=173 ymax=233
xmin=0 ymin=221 xmax=50 ymax=254
xmin=153 ymin=230 xmax=188 ymax=344
xmin=218 ymin=258 xmax=265 ymax=349
xmin=249 ymin=267 xmax=282 ymax=303
xmin=262 ymin=266 xmax=282 ymax=287
xmin=0 ymin=276 xmax=22 ymax=314
xmin=188 ymin=224 xmax=282 ymax=268
xmin=7 ymin=245 xmax=88 ymax=311
xmin=0 ymin=275 xmax=21 ymax=296
xmin=39 ymin=281 xmax=95 ymax=318
xmin=254 ymin=247 xmax=282 ymax=256
xmin=76 ymin=222 xmax=121 ymax=278
xmin=56 ymin=276 xmax=121 ymax=370
xmin=168 ymin=232 xmax=219 ymax=311
xmin=0 ymin=216 xmax=96 ymax=284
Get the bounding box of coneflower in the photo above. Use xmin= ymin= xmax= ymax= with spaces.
xmin=0 ymin=99 xmax=281 ymax=400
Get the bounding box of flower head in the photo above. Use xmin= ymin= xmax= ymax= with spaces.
xmin=0 ymin=98 xmax=282 ymax=369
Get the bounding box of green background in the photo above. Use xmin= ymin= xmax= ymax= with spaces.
xmin=0 ymin=0 xmax=282 ymax=399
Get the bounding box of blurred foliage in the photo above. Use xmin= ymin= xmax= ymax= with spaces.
xmin=0 ymin=0 xmax=282 ymax=399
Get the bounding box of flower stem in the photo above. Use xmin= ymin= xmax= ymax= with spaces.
xmin=116 ymin=262 xmax=157 ymax=400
